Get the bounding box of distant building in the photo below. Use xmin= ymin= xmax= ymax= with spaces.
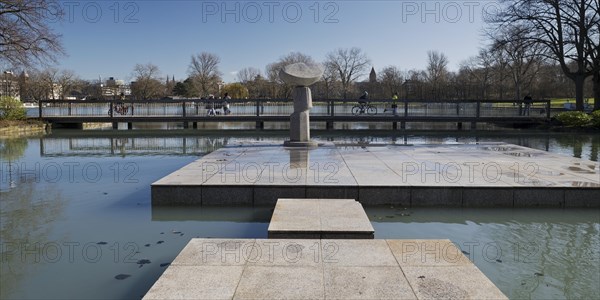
xmin=1 ymin=71 xmax=20 ymax=101
xmin=369 ymin=67 xmax=377 ymax=83
xmin=102 ymin=77 xmax=131 ymax=98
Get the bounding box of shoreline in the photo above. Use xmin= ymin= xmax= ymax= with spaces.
xmin=0 ymin=121 xmax=48 ymax=138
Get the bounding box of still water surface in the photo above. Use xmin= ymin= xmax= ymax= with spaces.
xmin=1 ymin=130 xmax=598 ymax=299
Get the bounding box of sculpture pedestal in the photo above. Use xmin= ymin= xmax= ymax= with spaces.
xmin=284 ymin=86 xmax=318 ymax=148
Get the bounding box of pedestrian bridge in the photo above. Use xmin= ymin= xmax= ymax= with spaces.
xmin=37 ymin=98 xmax=551 ymax=129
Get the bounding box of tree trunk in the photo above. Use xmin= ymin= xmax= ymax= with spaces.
xmin=593 ymin=71 xmax=600 ymax=111
xmin=574 ymin=75 xmax=586 ymax=111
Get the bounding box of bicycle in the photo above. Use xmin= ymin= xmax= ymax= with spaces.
xmin=108 ymin=103 xmax=131 ymax=115
xmin=351 ymin=102 xmax=377 ymax=116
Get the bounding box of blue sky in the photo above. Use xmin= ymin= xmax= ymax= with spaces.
xmin=52 ymin=1 xmax=495 ymax=83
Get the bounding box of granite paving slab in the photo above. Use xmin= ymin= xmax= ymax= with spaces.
xmin=151 ymin=143 xmax=599 ymax=207
xmin=143 ymin=238 xmax=508 ymax=300
xmin=268 ymin=199 xmax=374 ymax=239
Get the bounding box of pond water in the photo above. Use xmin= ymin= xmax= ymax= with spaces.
xmin=1 ymin=129 xmax=598 ymax=299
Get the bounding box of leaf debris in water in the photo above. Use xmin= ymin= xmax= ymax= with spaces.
xmin=114 ymin=274 xmax=131 ymax=280
xmin=137 ymin=259 xmax=151 ymax=268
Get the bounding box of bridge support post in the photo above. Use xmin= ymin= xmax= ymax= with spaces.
xmin=183 ymin=122 xmax=189 ymax=129
xmin=457 ymin=122 xmax=463 ymax=130
xmin=112 ymin=122 xmax=118 ymax=130
xmin=392 ymin=122 xmax=398 ymax=130
xmin=127 ymin=122 xmax=133 ymax=130
xmin=256 ymin=121 xmax=264 ymax=130
xmin=401 ymin=121 xmax=406 ymax=130
xmin=193 ymin=122 xmax=197 ymax=129
xmin=326 ymin=121 xmax=333 ymax=130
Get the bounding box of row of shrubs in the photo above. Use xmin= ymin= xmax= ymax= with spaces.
xmin=554 ymin=110 xmax=600 ymax=128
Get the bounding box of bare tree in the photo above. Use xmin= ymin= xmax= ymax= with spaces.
xmin=131 ymin=63 xmax=164 ymax=100
xmin=461 ymin=49 xmax=495 ymax=99
xmin=236 ymin=67 xmax=261 ymax=83
xmin=188 ymin=52 xmax=222 ymax=97
xmin=586 ymin=15 xmax=600 ymax=109
xmin=320 ymin=62 xmax=341 ymax=99
xmin=325 ymin=47 xmax=371 ymax=99
xmin=265 ymin=52 xmax=316 ymax=98
xmin=488 ymin=0 xmax=600 ymax=110
xmin=405 ymin=69 xmax=428 ymax=99
xmin=492 ymin=25 xmax=545 ymax=100
xmin=379 ymin=66 xmax=404 ymax=98
xmin=56 ymin=70 xmax=78 ymax=99
xmin=22 ymin=69 xmax=49 ymax=101
xmin=237 ymin=67 xmax=262 ymax=98
xmin=40 ymin=68 xmax=60 ymax=100
xmin=426 ymin=50 xmax=449 ymax=99
xmin=0 ymin=0 xmax=65 ymax=67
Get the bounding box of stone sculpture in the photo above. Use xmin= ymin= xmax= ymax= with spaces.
xmin=279 ymin=62 xmax=323 ymax=148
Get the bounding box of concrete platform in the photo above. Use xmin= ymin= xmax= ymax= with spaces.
xmin=268 ymin=199 xmax=375 ymax=239
xmin=143 ymin=238 xmax=508 ymax=299
xmin=151 ymin=143 xmax=600 ymax=207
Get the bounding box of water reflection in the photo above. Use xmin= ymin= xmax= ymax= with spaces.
xmin=289 ymin=149 xmax=309 ymax=169
xmin=0 ymin=138 xmax=28 ymax=189
xmin=34 ymin=131 xmax=600 ymax=162
xmin=151 ymin=207 xmax=272 ymax=222
xmin=0 ymin=180 xmax=65 ymax=299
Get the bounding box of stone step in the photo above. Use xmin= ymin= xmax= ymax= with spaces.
xmin=268 ymin=198 xmax=374 ymax=239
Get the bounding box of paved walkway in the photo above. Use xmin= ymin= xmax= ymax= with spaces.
xmin=143 ymin=238 xmax=507 ymax=299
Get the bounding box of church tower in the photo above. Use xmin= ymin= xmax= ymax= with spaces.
xmin=369 ymin=67 xmax=377 ymax=83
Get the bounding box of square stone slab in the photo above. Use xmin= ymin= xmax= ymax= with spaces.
xmin=234 ymin=266 xmax=324 ymax=299
xmin=143 ymin=265 xmax=244 ymax=300
xmin=324 ymin=266 xmax=417 ymax=299
xmin=268 ymin=199 xmax=374 ymax=239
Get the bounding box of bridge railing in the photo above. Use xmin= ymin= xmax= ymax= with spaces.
xmin=38 ymin=99 xmax=551 ymax=119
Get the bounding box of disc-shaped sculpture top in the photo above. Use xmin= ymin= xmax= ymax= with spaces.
xmin=279 ymin=63 xmax=324 ymax=87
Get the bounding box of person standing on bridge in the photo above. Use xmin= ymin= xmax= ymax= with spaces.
xmin=392 ymin=92 xmax=399 ymax=115
xmin=523 ymin=95 xmax=532 ymax=116
xmin=223 ymin=93 xmax=231 ymax=115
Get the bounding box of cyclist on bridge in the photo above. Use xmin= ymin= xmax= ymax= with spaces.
xmin=359 ymin=91 xmax=368 ymax=104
